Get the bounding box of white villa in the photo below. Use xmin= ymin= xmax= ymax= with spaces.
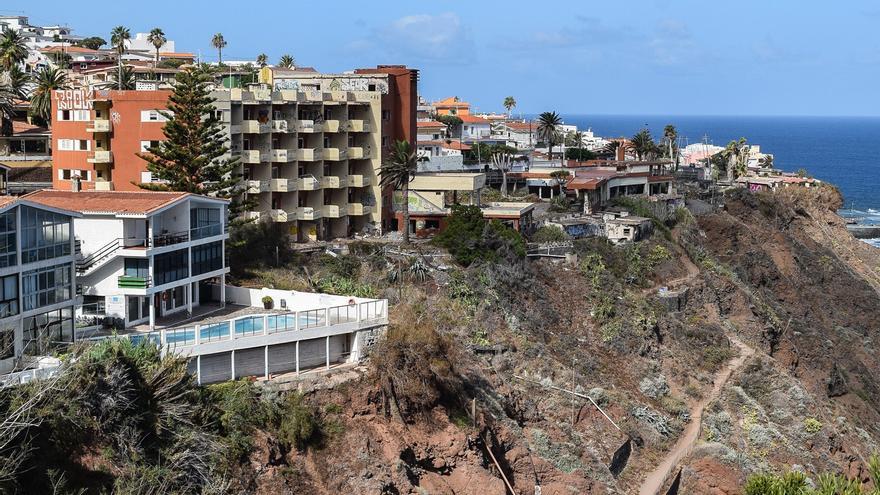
xmin=24 ymin=190 xmax=230 ymax=331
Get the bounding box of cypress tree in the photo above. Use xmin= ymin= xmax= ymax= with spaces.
xmin=137 ymin=66 xmax=245 ymax=212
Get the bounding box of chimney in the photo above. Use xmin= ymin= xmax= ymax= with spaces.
xmin=71 ymin=175 xmax=81 ymax=192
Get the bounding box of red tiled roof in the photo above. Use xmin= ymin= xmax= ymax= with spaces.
xmin=22 ymin=190 xmax=199 ymax=215
xmin=40 ymin=46 xmax=103 ymax=54
xmin=496 ymin=121 xmax=534 ymax=131
xmin=458 ymin=114 xmax=490 ymax=124
xmin=417 ymin=140 xmax=472 ymax=151
xmin=11 ymin=120 xmax=49 ymax=136
xmin=417 ymin=121 xmax=446 ymax=128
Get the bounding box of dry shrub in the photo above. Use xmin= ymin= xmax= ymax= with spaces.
xmin=370 ymin=305 xmax=463 ymax=422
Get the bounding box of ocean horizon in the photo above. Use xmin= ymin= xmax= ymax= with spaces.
xmin=516 ymin=114 xmax=880 ymax=212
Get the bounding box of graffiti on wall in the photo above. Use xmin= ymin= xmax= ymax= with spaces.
xmin=55 ymin=89 xmax=94 ymax=110
xmin=272 ymin=77 xmax=389 ymax=94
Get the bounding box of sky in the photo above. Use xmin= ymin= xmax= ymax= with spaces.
xmin=5 ymin=0 xmax=880 ymax=116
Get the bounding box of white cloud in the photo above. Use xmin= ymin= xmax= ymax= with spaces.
xmin=348 ymin=13 xmax=475 ymax=65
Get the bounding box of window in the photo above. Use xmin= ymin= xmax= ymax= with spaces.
xmin=0 ymin=328 xmax=12 ymax=360
xmin=191 ymin=241 xmax=222 ymax=276
xmin=190 ymin=208 xmax=222 ymax=239
xmin=22 ymin=307 xmax=73 ymax=356
xmin=381 ymin=136 xmax=388 ymax=147
xmin=154 ymin=248 xmax=188 ymax=286
xmin=0 ymin=211 xmax=16 ymax=269
xmin=140 ymin=140 xmax=161 ymax=152
xmin=381 ymin=110 xmax=391 ymax=121
xmin=0 ymin=275 xmax=18 ymax=318
xmin=21 ymin=263 xmax=72 ymax=311
xmin=140 ymin=110 xmax=168 ymax=122
xmin=368 ymin=83 xmax=376 ymax=91
xmin=56 ymin=139 xmax=89 ymax=151
xmin=124 ymin=258 xmax=149 ymax=278
xmin=20 ymin=206 xmax=71 ymax=264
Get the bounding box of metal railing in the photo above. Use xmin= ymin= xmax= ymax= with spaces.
xmin=190 ymin=223 xmax=223 ymax=240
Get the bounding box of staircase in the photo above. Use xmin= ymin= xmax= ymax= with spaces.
xmin=76 ymin=239 xmax=121 ymax=276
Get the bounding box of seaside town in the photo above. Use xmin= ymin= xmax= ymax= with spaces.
xmin=0 ymin=11 xmax=879 ymax=495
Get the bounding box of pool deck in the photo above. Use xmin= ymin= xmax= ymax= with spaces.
xmin=90 ymin=303 xmax=292 ymax=337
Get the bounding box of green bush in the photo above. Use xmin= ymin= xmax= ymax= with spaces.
xmin=803 ymin=417 xmax=822 ymax=434
xmin=434 ymin=205 xmax=525 ymax=266
xmin=279 ymin=393 xmax=318 ymax=450
xmin=532 ymin=225 xmax=569 ymax=243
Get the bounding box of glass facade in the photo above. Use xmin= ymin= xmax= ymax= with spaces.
xmin=22 ymin=263 xmax=72 ymax=311
xmin=0 ymin=274 xmax=18 ymax=318
xmin=124 ymin=258 xmax=149 ymax=278
xmin=21 ymin=206 xmax=71 ymax=264
xmin=0 ymin=210 xmax=16 ymax=268
xmin=154 ymin=249 xmax=188 ymax=286
xmin=22 ymin=306 xmax=74 ymax=356
xmin=191 ymin=241 xmax=223 ymax=276
xmin=190 ymin=208 xmax=222 ymax=239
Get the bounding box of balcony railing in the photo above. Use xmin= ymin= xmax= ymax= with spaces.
xmin=269 ymin=209 xmax=288 ymax=222
xmin=269 ymin=178 xmax=296 ymax=192
xmin=347 ymin=203 xmax=372 ymax=215
xmin=297 ymin=148 xmax=322 ymax=161
xmin=271 ymin=120 xmax=291 ymax=133
xmin=322 ymin=204 xmax=346 ymax=218
xmin=190 ymin=223 xmax=224 ymax=240
xmin=240 ymin=150 xmax=267 ymax=164
xmin=323 ymin=120 xmax=341 ymax=133
xmin=118 ymin=275 xmax=151 ymax=289
xmin=296 ymin=120 xmax=321 ymax=133
xmin=347 ymin=174 xmax=370 ymax=187
xmin=297 ymin=176 xmax=320 ymax=191
xmin=242 ymin=120 xmax=271 ymax=134
xmin=325 ymin=91 xmax=346 ymax=102
xmin=87 ymin=150 xmax=113 ymax=164
xmin=296 ymin=207 xmax=322 ymax=221
xmin=322 ymin=175 xmax=342 ymax=189
xmin=246 ymin=179 xmax=269 ymax=194
xmin=86 ymin=119 xmax=112 ymax=133
xmin=323 ymin=148 xmax=346 ymax=161
xmin=348 ymin=147 xmax=364 ymax=159
xmin=346 ymin=120 xmax=370 ymax=132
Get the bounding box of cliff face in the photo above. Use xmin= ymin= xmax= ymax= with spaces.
xmin=238 ymin=186 xmax=880 ymax=495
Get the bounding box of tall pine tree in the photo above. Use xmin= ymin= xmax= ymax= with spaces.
xmin=137 ymin=66 xmax=245 ymax=211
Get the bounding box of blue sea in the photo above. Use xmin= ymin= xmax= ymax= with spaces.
xmin=561 ymin=115 xmax=880 ymax=247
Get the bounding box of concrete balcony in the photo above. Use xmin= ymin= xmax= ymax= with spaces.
xmin=347 ymin=203 xmax=372 ymax=216
xmin=323 ymin=148 xmax=347 ymax=161
xmin=243 ymin=211 xmax=262 ymax=221
xmin=322 ymin=175 xmax=342 ymax=189
xmin=325 ymin=91 xmax=346 ymax=102
xmin=299 ymin=90 xmax=324 ymax=103
xmin=322 ymin=204 xmax=347 ymax=218
xmin=347 ymin=174 xmax=370 ymax=187
xmin=240 ymin=150 xmax=266 ymax=164
xmin=296 ymin=120 xmax=322 ymax=133
xmin=298 ymin=177 xmax=321 ymax=190
xmin=242 ymin=120 xmax=271 ymax=134
xmin=346 ymin=120 xmax=370 ymax=132
xmin=296 ymin=206 xmax=323 ymax=221
xmin=347 ymin=147 xmax=364 ymax=159
xmin=297 ymin=148 xmax=322 ymax=161
xmin=269 ymin=209 xmax=289 ymax=222
xmin=246 ymin=180 xmax=268 ymax=194
xmin=94 ymin=181 xmax=114 ymax=191
xmin=271 ymin=149 xmax=295 ymax=163
xmin=323 ymin=120 xmax=341 ymax=133
xmin=86 ymin=119 xmax=112 ymax=133
xmin=348 ymin=92 xmax=373 ymax=103
xmin=269 ymin=178 xmax=297 ymax=192
xmin=272 ymin=120 xmax=291 ymax=133
xmin=87 ymin=150 xmax=113 ymax=164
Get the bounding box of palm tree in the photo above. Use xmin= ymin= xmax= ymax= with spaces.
xmin=0 ymin=28 xmax=28 ymax=70
xmin=601 ymin=140 xmax=621 ymax=159
xmin=256 ymin=53 xmax=268 ymax=67
xmin=379 ymin=140 xmax=421 ymax=244
xmin=110 ymin=26 xmax=130 ymax=91
xmin=627 ymin=128 xmax=657 ymax=161
xmin=278 ymin=54 xmax=294 ymax=69
xmin=29 ymin=67 xmax=68 ymax=125
xmin=720 ymin=137 xmax=748 ymax=181
xmin=4 ymin=65 xmax=29 ymax=99
xmin=663 ymin=124 xmax=678 ymax=168
xmin=503 ymin=96 xmax=516 ymax=118
xmin=147 ymin=28 xmax=166 ymax=70
xmin=108 ymin=65 xmax=135 ymax=90
xmin=211 ymin=33 xmax=227 ymax=64
xmin=536 ymin=111 xmax=562 ymax=164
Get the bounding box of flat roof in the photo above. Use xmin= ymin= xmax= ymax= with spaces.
xmin=22 ymin=190 xmax=226 ymax=216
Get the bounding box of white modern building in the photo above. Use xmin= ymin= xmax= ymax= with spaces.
xmin=0 ymin=195 xmax=79 ymax=374
xmin=24 ymin=190 xmax=229 ymax=331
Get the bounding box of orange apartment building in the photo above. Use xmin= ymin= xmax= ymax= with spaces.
xmin=51 ymin=89 xmax=170 ymax=191
xmin=432 ymin=96 xmax=471 ymax=116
